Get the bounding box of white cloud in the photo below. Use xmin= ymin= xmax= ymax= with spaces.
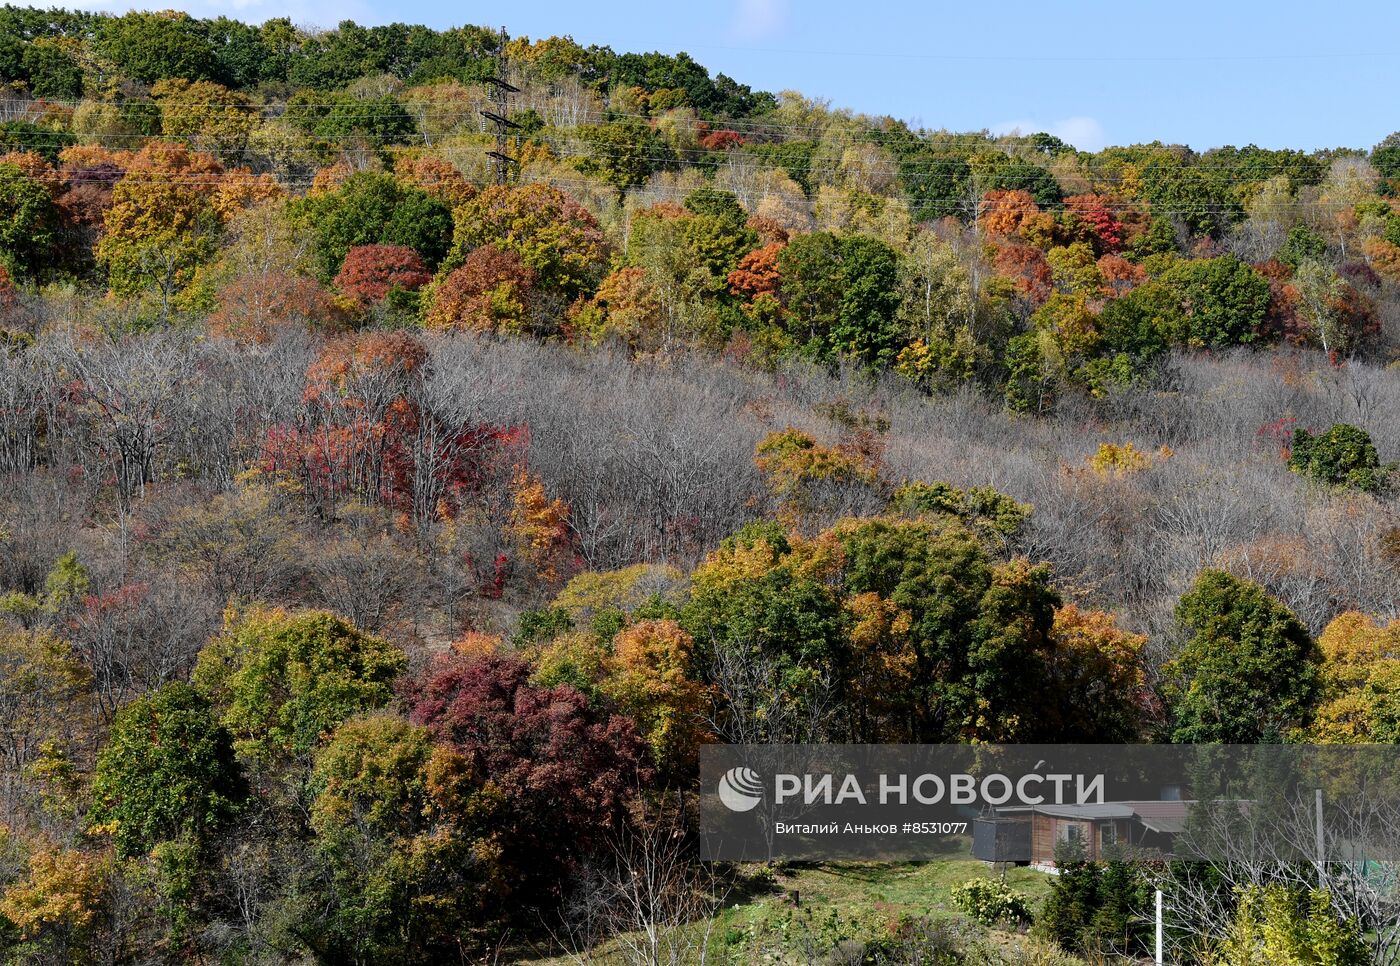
xmin=992 ymin=116 xmax=1108 ymax=153
xmin=729 ymin=0 xmax=787 ymax=43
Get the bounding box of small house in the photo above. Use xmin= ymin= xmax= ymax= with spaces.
xmin=973 ymin=800 xmax=1190 ymax=870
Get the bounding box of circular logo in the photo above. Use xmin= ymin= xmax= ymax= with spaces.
xmin=718 ymin=766 xmax=764 ymax=812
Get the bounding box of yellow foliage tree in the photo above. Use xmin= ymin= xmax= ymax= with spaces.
xmin=1040 ymin=605 xmax=1148 ymax=741
xmin=0 ymin=846 xmax=109 ymax=942
xmin=600 ymin=619 xmax=712 ymax=774
xmin=1087 ymin=441 xmax=1155 ymax=476
xmin=152 ymin=79 xmax=257 ymax=161
xmin=844 ymin=590 xmax=919 ymax=739
xmin=508 ymin=469 xmax=572 ymax=585
xmin=754 ymin=427 xmax=882 ymax=526
xmin=96 ymin=142 xmax=225 ymax=311
xmin=1308 ymin=611 xmax=1400 ymax=743
xmin=0 ymin=627 xmax=92 ymax=788
xmin=550 ymin=563 xmax=687 ymax=625
xmin=529 ymin=632 xmax=609 ymax=697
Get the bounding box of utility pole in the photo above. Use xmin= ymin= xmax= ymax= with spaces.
xmin=483 ymin=26 xmax=519 ymax=186
xmin=1155 ymin=888 xmax=1164 ymax=965
xmin=1315 ymin=788 xmax=1326 ymax=888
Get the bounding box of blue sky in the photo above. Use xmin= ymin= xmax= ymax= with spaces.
xmin=62 ymin=0 xmax=1400 ymax=152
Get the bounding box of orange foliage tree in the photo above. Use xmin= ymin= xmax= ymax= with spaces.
xmin=209 ymin=273 xmax=343 ymax=344
xmin=727 ymin=242 xmax=784 ymax=306
xmin=96 ymin=142 xmax=226 ymax=301
xmin=1040 ymin=604 xmax=1149 ymax=740
xmin=568 ymin=266 xmax=663 ymax=350
xmin=746 ymin=215 xmax=790 ymax=247
xmin=979 ymin=189 xmax=1046 ymax=240
xmin=210 ymin=169 xmax=283 ymax=220
xmin=0 ymin=151 xmax=60 ymax=195
xmin=508 ymin=468 xmax=574 ymax=586
xmin=392 ymin=154 xmax=477 ymax=208
xmin=1096 ymin=253 xmax=1146 ymax=297
xmin=992 ymin=242 xmax=1053 ymax=304
xmin=423 ymin=246 xmax=538 ymax=334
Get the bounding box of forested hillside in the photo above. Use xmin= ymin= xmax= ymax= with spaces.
xmin=0 ymin=6 xmax=1398 ymax=964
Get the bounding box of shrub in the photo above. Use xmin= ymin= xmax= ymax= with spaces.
xmin=1037 ymin=845 xmax=1154 ymax=957
xmin=950 ymin=877 xmax=1032 ymax=927
xmin=1213 ymin=886 xmax=1367 ymax=966
xmin=1087 ymin=441 xmax=1154 ymax=476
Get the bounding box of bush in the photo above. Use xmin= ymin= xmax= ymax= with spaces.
xmin=735 ymin=907 xmax=1002 ymax=965
xmin=950 ymin=877 xmax=1032 ymax=927
xmin=1214 ymin=886 xmax=1367 ymax=966
xmin=1036 ymin=844 xmax=1155 ymax=958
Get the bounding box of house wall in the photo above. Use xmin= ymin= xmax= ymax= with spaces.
xmin=1032 ymin=816 xmax=1131 ymax=865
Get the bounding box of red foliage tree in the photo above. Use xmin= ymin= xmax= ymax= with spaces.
xmin=55 ymin=163 xmax=125 ymax=229
xmin=728 ymin=242 xmax=784 ymax=305
xmin=0 ymin=265 xmax=17 ymax=314
xmin=1256 ymin=259 xmax=1301 ymax=342
xmin=259 ymin=332 xmax=525 ymax=524
xmin=408 ymin=653 xmax=650 ymax=900
xmin=333 ymin=243 xmax=432 ymax=303
xmin=698 ymin=129 xmax=746 ymax=151
xmin=1064 ymin=194 xmax=1124 ymax=254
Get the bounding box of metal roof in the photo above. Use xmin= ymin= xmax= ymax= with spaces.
xmin=1122 ymin=800 xmax=1192 ymax=834
xmin=995 ymin=800 xmax=1194 ymax=830
xmin=1131 ymin=806 xmax=1187 ymax=828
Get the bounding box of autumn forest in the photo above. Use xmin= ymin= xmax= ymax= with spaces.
xmin=0 ymin=5 xmax=1398 ymax=964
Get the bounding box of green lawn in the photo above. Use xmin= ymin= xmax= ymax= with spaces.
xmin=521 ymin=841 xmax=1080 ymax=964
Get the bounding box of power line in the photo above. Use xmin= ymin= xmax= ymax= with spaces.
xmin=1 ymin=133 xmax=1352 ymax=191
xmin=1 ymin=96 xmax=1381 ymax=151
xmin=13 ymin=168 xmax=1377 ymax=224
xmin=5 ymin=162 xmax=1374 ymax=220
